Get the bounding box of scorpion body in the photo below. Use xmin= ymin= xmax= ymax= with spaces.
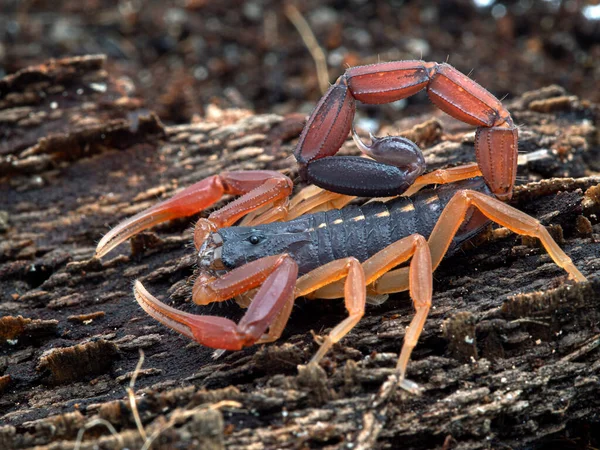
xmin=216 ymin=178 xmax=491 ymax=277
xmin=96 ymin=60 xmax=587 ymax=391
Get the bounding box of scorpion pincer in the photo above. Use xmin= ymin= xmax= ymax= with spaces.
xmin=96 ymin=60 xmax=587 ymax=391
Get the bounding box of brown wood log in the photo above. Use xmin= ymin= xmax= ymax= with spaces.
xmin=1 ymin=56 xmax=599 ymax=450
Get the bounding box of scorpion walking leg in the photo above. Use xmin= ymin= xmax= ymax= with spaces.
xmin=302 ymin=236 xmax=432 ymax=387
xmin=369 ymin=188 xmax=589 ymax=295
xmin=287 ymin=185 xmax=355 ymax=219
xmin=356 ymin=165 xmax=487 ymax=294
xmin=134 ymin=254 xmax=298 ymax=350
xmin=305 ymin=235 xmax=431 ymax=387
xmin=240 ymin=198 xmax=290 ymax=226
xmin=425 ymin=189 xmax=587 ymax=281
xmin=402 ymin=162 xmax=483 ymax=197
xmin=295 ymin=258 xmax=366 ymax=364
xmin=368 ymin=267 xmax=410 ymax=296
xmin=359 ymin=235 xmax=433 ymax=380
xmin=363 ymin=163 xmax=484 ymax=207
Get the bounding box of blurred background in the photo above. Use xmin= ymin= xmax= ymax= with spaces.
xmin=1 ymin=0 xmax=599 ymax=125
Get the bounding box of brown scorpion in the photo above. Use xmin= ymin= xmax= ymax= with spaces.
xmin=96 ymin=61 xmax=586 ymax=390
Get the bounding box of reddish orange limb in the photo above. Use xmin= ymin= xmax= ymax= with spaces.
xmin=309 ymin=191 xmax=585 ymax=379
xmin=192 ymin=255 xmax=289 ymax=305
xmin=368 ymin=267 xmax=410 ymax=297
xmin=402 ymin=162 xmax=483 ymax=197
xmin=399 ymin=236 xmax=432 ymax=378
xmin=295 ymin=257 xmax=366 ymax=364
xmin=426 ymin=189 xmax=586 ymax=281
xmin=287 ymin=185 xmax=355 ymax=220
xmin=369 ymin=189 xmax=588 ymax=296
xmin=341 ymin=234 xmax=432 ymax=380
xmin=96 ymin=175 xmax=224 ymax=258
xmin=239 ymin=198 xmax=289 ymax=226
xmin=301 ymin=235 xmax=433 ymax=390
xmin=96 ymin=170 xmax=292 ymax=258
xmin=134 ymin=254 xmax=298 ymax=350
xmin=311 ymin=232 xmax=427 ymax=300
xmin=205 ymin=171 xmax=293 ymax=229
xmin=193 ymin=172 xmax=293 ymax=250
xmin=256 ymin=290 xmax=296 ymax=344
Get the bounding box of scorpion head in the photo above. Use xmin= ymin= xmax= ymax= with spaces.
xmin=200 ymin=216 xmax=315 ymax=275
xmin=197 ymin=232 xmax=227 ymax=278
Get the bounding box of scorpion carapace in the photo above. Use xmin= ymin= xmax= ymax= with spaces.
xmin=96 ymin=59 xmax=587 ymax=391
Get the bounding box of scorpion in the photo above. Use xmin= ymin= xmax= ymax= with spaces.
xmin=96 ymin=61 xmax=586 ymax=390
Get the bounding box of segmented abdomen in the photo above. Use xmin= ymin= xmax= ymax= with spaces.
xmin=300 ymin=177 xmax=491 ymax=274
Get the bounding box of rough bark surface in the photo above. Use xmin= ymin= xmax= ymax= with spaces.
xmin=1 ymin=56 xmax=600 ymax=450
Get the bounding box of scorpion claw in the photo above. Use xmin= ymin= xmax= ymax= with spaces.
xmin=133 ymin=280 xmax=197 ymax=341
xmin=97 ymin=171 xmax=293 ymax=258
xmin=133 ymin=280 xmax=247 ymax=350
xmin=96 ymin=205 xmax=175 ymax=258
xmin=133 ymin=255 xmax=298 ymax=351
xmin=96 ymin=175 xmax=226 ymax=258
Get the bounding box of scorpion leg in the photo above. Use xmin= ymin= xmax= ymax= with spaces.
xmin=287 ymin=185 xmax=354 ymax=220
xmin=240 ymin=197 xmax=289 ymax=226
xmin=295 ymin=258 xmax=366 ymax=365
xmin=425 ymin=189 xmax=586 ymax=281
xmin=368 ymin=268 xmax=410 ymax=297
xmin=362 ymin=162 xmax=484 ymax=207
xmin=301 ymin=236 xmax=432 ymax=390
xmin=134 ymin=254 xmax=298 ymax=350
xmin=95 ymin=170 xmax=293 ymax=258
xmin=402 ymin=162 xmax=483 ymax=197
xmin=369 ymin=188 xmax=589 ymax=295
xmin=359 ymin=235 xmax=433 ymax=381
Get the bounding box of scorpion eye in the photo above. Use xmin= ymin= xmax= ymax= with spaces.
xmin=248 ymin=235 xmax=261 ymax=245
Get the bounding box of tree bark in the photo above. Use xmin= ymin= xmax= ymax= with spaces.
xmin=1 ymin=56 xmax=599 ymax=450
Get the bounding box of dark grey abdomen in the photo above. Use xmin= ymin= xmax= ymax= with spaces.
xmin=219 ymin=177 xmax=492 ymax=275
